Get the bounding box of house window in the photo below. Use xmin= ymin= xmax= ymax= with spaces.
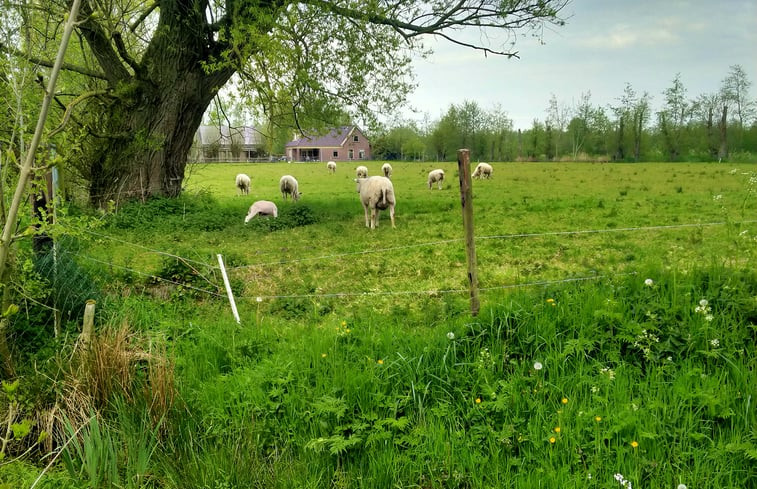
xmin=358 ymin=150 xmax=365 ymax=159
xmin=348 ymin=149 xmax=354 ymax=159
xmin=353 ymin=135 xmax=359 ymax=142
xmin=332 ymin=150 xmax=339 ymax=158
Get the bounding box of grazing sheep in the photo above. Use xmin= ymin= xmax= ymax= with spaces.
xmin=235 ymin=173 xmax=251 ymax=195
xmin=355 ymin=176 xmax=396 ymax=229
xmin=244 ymin=200 xmax=278 ymax=223
xmin=382 ymin=163 xmax=393 ymax=179
xmin=327 ymin=161 xmax=337 ymax=173
xmin=355 ymin=165 xmax=368 ymax=179
xmin=427 ymin=169 xmax=445 ymax=190
xmin=279 ymin=175 xmax=302 ymax=201
xmin=472 ymin=162 xmax=493 ymax=179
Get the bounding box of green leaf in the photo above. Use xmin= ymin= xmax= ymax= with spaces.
xmin=11 ymin=419 xmax=33 ymax=439
xmin=2 ymin=304 xmax=19 ymax=318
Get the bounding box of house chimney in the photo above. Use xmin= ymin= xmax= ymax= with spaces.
xmin=292 ymin=132 xmax=298 ymax=141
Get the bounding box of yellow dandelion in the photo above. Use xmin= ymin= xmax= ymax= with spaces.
xmin=341 ymin=321 xmax=347 ymax=327
xmin=554 ymin=426 xmax=561 ymax=433
xmin=345 ymin=328 xmax=351 ymax=333
xmin=475 ymin=397 xmax=482 ymax=404
xmin=549 ymin=436 xmax=556 ymax=444
xmin=595 ymin=416 xmax=602 ymax=422
xmin=377 ymin=359 xmax=384 ymax=365
xmin=546 ymin=298 xmax=555 ymax=303
xmin=561 ymin=397 xmax=569 ymax=404
xmin=321 ymin=353 xmax=327 ymax=358
xmin=630 ymin=440 xmax=639 ymax=448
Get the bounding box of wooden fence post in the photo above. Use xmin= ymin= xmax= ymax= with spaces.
xmin=457 ymin=149 xmax=480 ymax=316
xmin=81 ymin=299 xmax=95 ymax=349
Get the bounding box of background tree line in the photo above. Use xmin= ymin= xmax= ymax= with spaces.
xmin=370 ymin=66 xmax=757 ymax=163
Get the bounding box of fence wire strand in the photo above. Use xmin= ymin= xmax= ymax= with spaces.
xmin=51 ymin=218 xmax=756 ymax=303
xmin=68 ymin=251 xmax=226 ymax=298
xmin=229 ymin=219 xmax=756 ymax=270
xmin=241 ymin=273 xmax=637 ymax=301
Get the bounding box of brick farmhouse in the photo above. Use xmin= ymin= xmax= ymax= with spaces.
xmin=285 ymin=125 xmax=371 ymax=162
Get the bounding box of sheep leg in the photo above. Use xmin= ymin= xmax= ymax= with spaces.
xmin=363 ymin=203 xmax=371 ymax=228
xmin=389 ymin=204 xmax=395 ymax=228
xmin=371 ymin=207 xmax=378 ymax=229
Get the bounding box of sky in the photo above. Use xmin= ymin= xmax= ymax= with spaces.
xmin=400 ymin=0 xmax=757 ymax=130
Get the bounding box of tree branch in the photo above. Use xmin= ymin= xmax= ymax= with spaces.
xmin=129 ymin=1 xmax=159 ymax=32
xmin=112 ymin=32 xmax=143 ymax=76
xmin=299 ymin=0 xmax=567 ymax=56
xmin=0 ymin=42 xmax=108 ymax=80
xmin=48 ymin=90 xmax=110 ymax=138
xmin=76 ymin=0 xmax=134 ymax=84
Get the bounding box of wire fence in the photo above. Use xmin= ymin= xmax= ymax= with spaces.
xmin=36 ymin=218 xmax=753 ymax=320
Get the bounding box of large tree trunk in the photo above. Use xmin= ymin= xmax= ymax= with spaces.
xmin=76 ymin=0 xmax=236 ymax=207
xmin=87 ymin=68 xmax=232 ymax=206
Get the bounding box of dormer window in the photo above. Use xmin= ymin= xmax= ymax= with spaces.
xmin=353 ymin=135 xmax=359 ymax=142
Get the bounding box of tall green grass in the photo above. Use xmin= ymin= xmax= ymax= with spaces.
xmin=5 ymin=162 xmax=756 ymax=488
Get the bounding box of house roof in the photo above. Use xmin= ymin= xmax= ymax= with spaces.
xmin=285 ymin=126 xmax=361 ymax=148
xmin=195 ymin=125 xmax=265 ymax=146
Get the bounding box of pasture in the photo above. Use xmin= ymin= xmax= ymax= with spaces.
xmin=98 ymin=160 xmax=757 ymax=320
xmin=6 ymin=161 xmax=757 ymax=489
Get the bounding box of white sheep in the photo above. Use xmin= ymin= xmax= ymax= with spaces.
xmin=235 ymin=173 xmax=251 ymax=195
xmin=427 ymin=169 xmax=445 ymax=190
xmin=472 ymin=162 xmax=493 ymax=179
xmin=244 ymin=200 xmax=278 ymax=223
xmin=355 ymin=165 xmax=368 ymax=179
xmin=279 ymin=175 xmax=301 ymax=201
xmin=382 ymin=163 xmax=393 ymax=179
xmin=355 ymin=176 xmax=396 ymax=229
xmin=327 ymin=161 xmax=337 ymax=173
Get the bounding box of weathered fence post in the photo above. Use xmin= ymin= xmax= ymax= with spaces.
xmin=457 ymin=149 xmax=480 ymax=316
xmin=80 ymin=299 xmax=95 ymax=349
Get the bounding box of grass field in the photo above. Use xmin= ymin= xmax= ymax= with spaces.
xmin=92 ymin=161 xmax=757 ymax=319
xmin=4 ymin=161 xmax=757 ymax=489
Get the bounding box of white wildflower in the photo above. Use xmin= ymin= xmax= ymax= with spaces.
xmin=614 ymin=473 xmax=633 ymax=489
xmin=644 ymin=278 xmax=654 ymax=287
xmin=705 ymin=314 xmax=714 ymax=322
xmin=256 ymin=296 xmax=263 ymax=303
xmin=710 ymin=338 xmax=720 ymax=348
xmin=677 ymin=484 xmax=687 ymax=489
xmin=447 ymin=332 xmax=455 ymax=340
xmin=713 ymin=194 xmax=723 ymax=201
xmin=533 ymin=361 xmax=543 ymax=371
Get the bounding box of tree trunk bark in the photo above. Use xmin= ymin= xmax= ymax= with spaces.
xmin=87 ymin=67 xmax=233 ymax=207
xmin=75 ymin=0 xmax=236 ymax=207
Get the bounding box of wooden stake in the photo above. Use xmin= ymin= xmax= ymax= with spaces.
xmin=217 ymin=254 xmax=241 ymax=324
xmin=81 ymin=299 xmax=95 ymax=349
xmin=457 ymin=149 xmax=480 ymax=316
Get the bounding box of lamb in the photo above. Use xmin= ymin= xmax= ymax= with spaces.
xmin=244 ymin=200 xmax=278 ymax=223
xmin=472 ymin=162 xmax=493 ymax=179
xmin=235 ymin=173 xmax=251 ymax=195
xmin=355 ymin=176 xmax=396 ymax=229
xmin=427 ymin=169 xmax=445 ymax=190
xmin=382 ymin=163 xmax=393 ymax=179
xmin=355 ymin=165 xmax=368 ymax=179
xmin=327 ymin=161 xmax=337 ymax=173
xmin=279 ymin=175 xmax=302 ymax=201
